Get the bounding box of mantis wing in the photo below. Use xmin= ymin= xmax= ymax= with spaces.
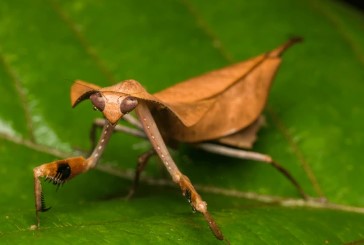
xmin=152 ymin=38 xmax=300 ymax=142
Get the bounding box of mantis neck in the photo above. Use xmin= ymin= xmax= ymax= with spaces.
xmin=87 ymin=121 xmax=115 ymax=169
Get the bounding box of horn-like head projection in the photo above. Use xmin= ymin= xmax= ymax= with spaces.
xmin=71 ymin=80 xmax=141 ymax=124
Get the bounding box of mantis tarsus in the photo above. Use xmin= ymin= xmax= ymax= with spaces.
xmin=33 ymin=38 xmax=308 ymax=241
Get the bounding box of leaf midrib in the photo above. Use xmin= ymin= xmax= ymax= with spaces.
xmin=2 ymin=130 xmax=364 ymax=216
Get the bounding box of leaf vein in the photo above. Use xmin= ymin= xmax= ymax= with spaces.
xmin=0 ymin=52 xmax=35 ymax=142
xmin=48 ymin=0 xmax=117 ymax=83
xmin=308 ymin=0 xmax=364 ymax=67
xmin=179 ymin=0 xmax=234 ymax=62
xmin=268 ymin=107 xmax=325 ymax=198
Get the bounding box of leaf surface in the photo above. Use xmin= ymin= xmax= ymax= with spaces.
xmin=0 ymin=0 xmax=364 ymax=244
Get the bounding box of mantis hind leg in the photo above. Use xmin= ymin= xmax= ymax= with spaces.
xmin=195 ymin=143 xmax=309 ymax=200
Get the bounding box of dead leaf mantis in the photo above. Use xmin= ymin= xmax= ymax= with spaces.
xmin=33 ymin=38 xmax=308 ymax=241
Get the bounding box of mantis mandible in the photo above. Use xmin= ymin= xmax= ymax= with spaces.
xmin=33 ymin=38 xmax=307 ymax=241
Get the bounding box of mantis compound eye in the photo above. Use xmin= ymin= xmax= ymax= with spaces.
xmin=120 ymin=96 xmax=138 ymax=114
xmin=90 ymin=92 xmax=105 ymax=111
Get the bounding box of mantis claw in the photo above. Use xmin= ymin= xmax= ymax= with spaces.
xmin=33 ymin=156 xmax=87 ymax=226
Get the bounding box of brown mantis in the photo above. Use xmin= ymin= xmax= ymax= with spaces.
xmin=33 ymin=38 xmax=308 ymax=241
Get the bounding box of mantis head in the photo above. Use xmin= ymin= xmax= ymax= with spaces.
xmin=71 ymin=80 xmax=141 ymax=124
xmin=89 ymin=92 xmax=138 ymax=124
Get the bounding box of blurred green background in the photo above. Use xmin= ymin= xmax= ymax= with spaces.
xmin=0 ymin=0 xmax=364 ymax=244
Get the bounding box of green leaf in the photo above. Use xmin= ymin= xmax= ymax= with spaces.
xmin=1 ymin=0 xmax=364 ymax=244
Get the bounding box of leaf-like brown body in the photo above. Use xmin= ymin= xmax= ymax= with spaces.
xmin=71 ymin=39 xmax=300 ymax=144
